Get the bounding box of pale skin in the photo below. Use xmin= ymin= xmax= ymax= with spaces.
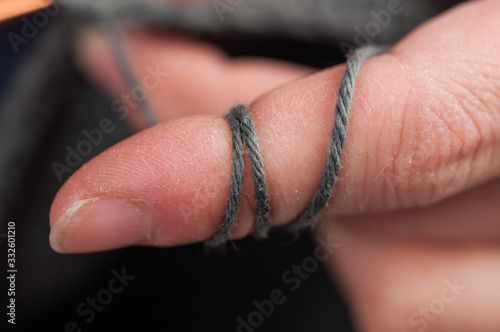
xmin=49 ymin=1 xmax=500 ymax=331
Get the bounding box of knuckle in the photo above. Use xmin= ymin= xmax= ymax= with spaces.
xmin=380 ymin=74 xmax=497 ymax=209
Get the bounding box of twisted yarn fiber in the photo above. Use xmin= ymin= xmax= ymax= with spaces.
xmin=205 ymin=45 xmax=384 ymax=248
xmin=285 ymin=45 xmax=385 ymax=234
xmin=204 ymin=105 xmax=271 ymax=249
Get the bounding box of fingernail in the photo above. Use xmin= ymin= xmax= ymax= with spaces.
xmin=50 ymin=198 xmax=156 ymax=253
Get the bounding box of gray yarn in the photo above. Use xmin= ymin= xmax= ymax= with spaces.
xmin=98 ymin=17 xmax=159 ymax=127
xmin=243 ymin=120 xmax=271 ymax=239
xmin=233 ymin=105 xmax=271 ymax=240
xmin=205 ymin=105 xmax=271 ymax=249
xmin=204 ymin=46 xmax=384 ymax=248
xmin=285 ymin=45 xmax=385 ymax=234
xmin=204 ymin=106 xmax=246 ymax=249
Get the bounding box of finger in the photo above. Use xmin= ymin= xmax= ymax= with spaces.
xmin=74 ymin=28 xmax=312 ymax=129
xmin=318 ymin=181 xmax=500 ymax=332
xmin=50 ymin=0 xmax=500 ymax=253
xmin=334 ymin=177 xmax=500 ymax=243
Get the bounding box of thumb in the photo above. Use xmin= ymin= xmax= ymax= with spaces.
xmin=50 ymin=0 xmax=500 ymax=253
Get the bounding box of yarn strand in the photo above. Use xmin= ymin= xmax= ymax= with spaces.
xmin=205 ymin=105 xmax=271 ymax=249
xmin=285 ymin=45 xmax=385 ymax=234
xmin=204 ymin=106 xmax=246 ymax=249
xmin=98 ymin=16 xmax=159 ymax=127
xmin=238 ymin=107 xmax=271 ymax=239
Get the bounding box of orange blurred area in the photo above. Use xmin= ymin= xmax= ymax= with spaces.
xmin=0 ymin=0 xmax=52 ymax=22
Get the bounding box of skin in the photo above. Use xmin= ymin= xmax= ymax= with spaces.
xmin=50 ymin=1 xmax=500 ymax=331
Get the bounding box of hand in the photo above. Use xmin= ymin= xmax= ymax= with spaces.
xmin=50 ymin=1 xmax=500 ymax=331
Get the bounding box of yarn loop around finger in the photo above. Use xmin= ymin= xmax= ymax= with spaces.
xmin=205 ymin=46 xmax=385 ymax=249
